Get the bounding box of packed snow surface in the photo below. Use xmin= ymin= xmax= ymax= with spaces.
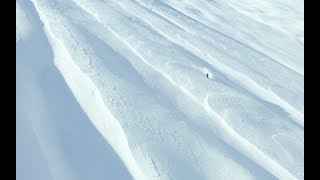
xmin=16 ymin=0 xmax=304 ymax=179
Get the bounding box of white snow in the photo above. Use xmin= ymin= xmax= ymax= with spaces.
xmin=17 ymin=0 xmax=304 ymax=179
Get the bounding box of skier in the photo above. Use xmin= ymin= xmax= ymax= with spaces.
xmin=206 ymin=73 xmax=209 ymax=79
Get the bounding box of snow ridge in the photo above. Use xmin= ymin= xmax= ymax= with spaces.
xmin=18 ymin=0 xmax=304 ymax=179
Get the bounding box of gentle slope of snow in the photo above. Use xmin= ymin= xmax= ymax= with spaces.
xmin=17 ymin=0 xmax=304 ymax=179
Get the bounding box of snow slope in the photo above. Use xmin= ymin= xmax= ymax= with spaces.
xmin=16 ymin=0 xmax=304 ymax=179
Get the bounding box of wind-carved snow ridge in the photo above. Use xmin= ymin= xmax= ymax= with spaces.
xmin=19 ymin=0 xmax=304 ymax=179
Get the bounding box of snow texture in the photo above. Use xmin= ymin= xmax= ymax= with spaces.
xmin=16 ymin=0 xmax=304 ymax=179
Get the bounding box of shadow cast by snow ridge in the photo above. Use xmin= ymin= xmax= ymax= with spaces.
xmin=16 ymin=0 xmax=132 ymax=179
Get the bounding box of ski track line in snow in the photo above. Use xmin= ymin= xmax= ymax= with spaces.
xmin=160 ymin=0 xmax=304 ymax=77
xmin=30 ymin=0 xmax=146 ymax=179
xmin=110 ymin=0 xmax=303 ymax=128
xmin=68 ymin=1 xmax=299 ymax=179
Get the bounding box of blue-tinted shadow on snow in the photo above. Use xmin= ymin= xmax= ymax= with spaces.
xmin=16 ymin=0 xmax=132 ymax=179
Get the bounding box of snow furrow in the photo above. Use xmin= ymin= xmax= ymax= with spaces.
xmin=110 ymin=0 xmax=304 ymax=127
xmin=30 ymin=0 xmax=146 ymax=179
xmin=104 ymin=24 xmax=297 ymax=180
xmin=66 ymin=1 xmax=298 ymax=179
xmin=162 ymin=0 xmax=304 ymax=76
xmin=19 ymin=0 xmax=304 ymax=179
xmin=129 ymin=0 xmax=304 ymax=115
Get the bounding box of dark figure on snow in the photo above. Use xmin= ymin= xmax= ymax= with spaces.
xmin=206 ymin=73 xmax=209 ymax=78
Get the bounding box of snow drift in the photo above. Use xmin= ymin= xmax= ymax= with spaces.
xmin=16 ymin=0 xmax=304 ymax=179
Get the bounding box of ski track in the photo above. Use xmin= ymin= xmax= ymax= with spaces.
xmin=24 ymin=0 xmax=304 ymax=179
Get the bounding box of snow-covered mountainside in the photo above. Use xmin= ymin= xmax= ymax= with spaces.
xmin=16 ymin=0 xmax=304 ymax=179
